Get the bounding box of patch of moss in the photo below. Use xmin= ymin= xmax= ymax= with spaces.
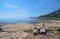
xmin=56 ymin=31 xmax=60 ymax=35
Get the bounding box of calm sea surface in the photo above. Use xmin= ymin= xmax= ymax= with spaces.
xmin=0 ymin=18 xmax=39 ymax=24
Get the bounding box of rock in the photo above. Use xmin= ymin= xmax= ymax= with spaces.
xmin=0 ymin=27 xmax=2 ymax=31
xmin=18 ymin=32 xmax=28 ymax=39
xmin=0 ymin=32 xmax=8 ymax=38
xmin=2 ymin=24 xmax=34 ymax=32
xmin=24 ymin=33 xmax=34 ymax=39
xmin=0 ymin=25 xmax=2 ymax=31
xmin=2 ymin=25 xmax=19 ymax=32
xmin=18 ymin=24 xmax=34 ymax=31
xmin=0 ymin=37 xmax=11 ymax=39
xmin=0 ymin=23 xmax=59 ymax=39
xmin=7 ymin=31 xmax=28 ymax=39
xmin=8 ymin=31 xmax=21 ymax=39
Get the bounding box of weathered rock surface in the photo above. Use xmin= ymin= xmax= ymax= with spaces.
xmin=25 ymin=33 xmax=34 ymax=39
xmin=0 ymin=37 xmax=11 ymax=39
xmin=8 ymin=31 xmax=28 ymax=39
xmin=0 ymin=31 xmax=28 ymax=39
xmin=2 ymin=24 xmax=34 ymax=32
xmin=0 ymin=23 xmax=60 ymax=39
xmin=18 ymin=32 xmax=28 ymax=39
xmin=2 ymin=24 xmax=19 ymax=32
xmin=0 ymin=32 xmax=8 ymax=38
xmin=0 ymin=23 xmax=33 ymax=39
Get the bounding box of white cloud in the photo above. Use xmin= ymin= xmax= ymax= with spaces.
xmin=4 ymin=3 xmax=18 ymax=8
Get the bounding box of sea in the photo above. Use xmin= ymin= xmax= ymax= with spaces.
xmin=0 ymin=18 xmax=39 ymax=24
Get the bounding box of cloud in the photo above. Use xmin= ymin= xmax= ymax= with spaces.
xmin=4 ymin=3 xmax=18 ymax=8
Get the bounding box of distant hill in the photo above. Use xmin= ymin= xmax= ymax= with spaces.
xmin=38 ymin=9 xmax=60 ymax=20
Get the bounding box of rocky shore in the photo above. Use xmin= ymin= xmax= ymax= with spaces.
xmin=0 ymin=20 xmax=60 ymax=39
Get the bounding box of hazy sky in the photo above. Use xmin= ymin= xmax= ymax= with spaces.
xmin=0 ymin=0 xmax=60 ymax=19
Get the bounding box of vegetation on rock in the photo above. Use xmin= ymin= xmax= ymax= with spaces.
xmin=38 ymin=9 xmax=60 ymax=20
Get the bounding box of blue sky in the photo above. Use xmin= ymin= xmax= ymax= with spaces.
xmin=0 ymin=0 xmax=60 ymax=19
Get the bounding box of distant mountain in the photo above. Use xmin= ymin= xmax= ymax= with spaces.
xmin=38 ymin=9 xmax=60 ymax=20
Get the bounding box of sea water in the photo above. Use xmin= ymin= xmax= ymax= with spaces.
xmin=0 ymin=18 xmax=39 ymax=24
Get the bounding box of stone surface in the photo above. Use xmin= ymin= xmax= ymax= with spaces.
xmin=0 ymin=32 xmax=8 ymax=38
xmin=2 ymin=24 xmax=34 ymax=32
xmin=0 ymin=37 xmax=11 ymax=39
xmin=18 ymin=32 xmax=28 ymax=39
xmin=0 ymin=23 xmax=60 ymax=39
xmin=2 ymin=25 xmax=19 ymax=32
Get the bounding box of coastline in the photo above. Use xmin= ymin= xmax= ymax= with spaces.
xmin=0 ymin=20 xmax=60 ymax=39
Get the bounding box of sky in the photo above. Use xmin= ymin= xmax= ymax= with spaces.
xmin=0 ymin=0 xmax=60 ymax=19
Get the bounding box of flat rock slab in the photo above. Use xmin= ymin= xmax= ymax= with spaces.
xmin=18 ymin=32 xmax=28 ymax=39
xmin=7 ymin=31 xmax=28 ymax=39
xmin=2 ymin=24 xmax=34 ymax=32
xmin=0 ymin=37 xmax=11 ymax=39
xmin=0 ymin=32 xmax=9 ymax=38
